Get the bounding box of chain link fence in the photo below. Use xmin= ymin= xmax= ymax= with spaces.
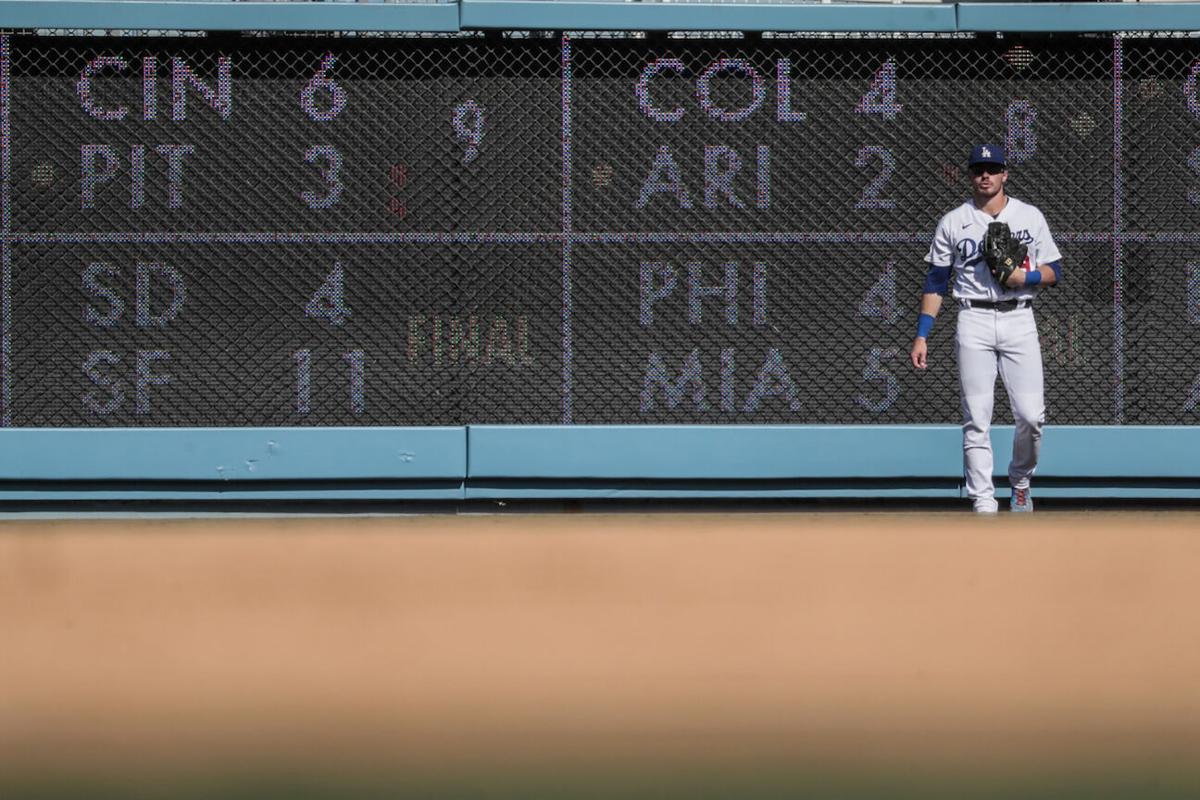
xmin=0 ymin=31 xmax=1196 ymax=426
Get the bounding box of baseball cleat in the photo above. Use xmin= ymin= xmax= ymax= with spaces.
xmin=1010 ymin=487 xmax=1033 ymax=512
xmin=973 ymin=500 xmax=999 ymax=514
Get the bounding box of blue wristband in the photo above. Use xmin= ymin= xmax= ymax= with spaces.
xmin=916 ymin=313 xmax=935 ymax=339
xmin=1024 ymin=270 xmax=1042 ymax=287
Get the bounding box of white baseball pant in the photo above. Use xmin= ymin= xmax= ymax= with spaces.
xmin=956 ymin=305 xmax=1045 ymax=507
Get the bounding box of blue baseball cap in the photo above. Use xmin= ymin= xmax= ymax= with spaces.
xmin=968 ymin=144 xmax=1007 ymax=167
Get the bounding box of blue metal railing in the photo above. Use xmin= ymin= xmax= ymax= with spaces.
xmin=2 ymin=1 xmax=1199 ymax=33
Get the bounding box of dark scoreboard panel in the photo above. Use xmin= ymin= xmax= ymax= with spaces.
xmin=12 ymin=242 xmax=563 ymax=426
xmin=12 ymin=39 xmax=563 ymax=232
xmin=570 ymin=38 xmax=1114 ymax=233
xmin=0 ymin=34 xmax=1196 ymax=427
xmin=569 ymin=240 xmax=1114 ymax=425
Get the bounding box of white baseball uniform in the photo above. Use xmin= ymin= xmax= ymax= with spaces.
xmin=925 ymin=196 xmax=1063 ymax=510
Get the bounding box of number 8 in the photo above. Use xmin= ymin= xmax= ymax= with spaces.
xmin=1185 ymin=61 xmax=1200 ymax=119
xmin=1006 ymin=100 xmax=1036 ymax=166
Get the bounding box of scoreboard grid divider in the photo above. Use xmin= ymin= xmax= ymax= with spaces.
xmin=15 ymin=231 xmax=1192 ymax=244
xmin=571 ymin=232 xmax=1117 ymax=244
xmin=14 ymin=231 xmax=1200 ymax=244
xmin=1 ymin=33 xmax=10 ymax=428
xmin=14 ymin=232 xmax=567 ymax=244
xmin=1112 ymin=34 xmax=1126 ymax=426
xmin=561 ymin=33 xmax=574 ymax=426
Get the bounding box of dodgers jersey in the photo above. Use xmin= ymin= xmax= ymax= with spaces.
xmin=924 ymin=196 xmax=1062 ymax=302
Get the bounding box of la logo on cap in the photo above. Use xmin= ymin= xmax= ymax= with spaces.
xmin=981 ymin=147 xmax=991 ymax=158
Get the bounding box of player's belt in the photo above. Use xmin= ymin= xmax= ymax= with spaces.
xmin=964 ymin=299 xmax=1031 ymax=311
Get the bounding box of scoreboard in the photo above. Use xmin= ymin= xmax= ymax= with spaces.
xmin=0 ymin=33 xmax=1197 ymax=428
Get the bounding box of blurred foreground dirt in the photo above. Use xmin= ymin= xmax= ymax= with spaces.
xmin=2 ymin=511 xmax=1200 ymax=782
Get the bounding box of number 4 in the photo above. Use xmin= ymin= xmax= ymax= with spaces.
xmin=859 ymin=260 xmax=901 ymax=324
xmin=306 ymin=262 xmax=351 ymax=326
xmin=1187 ymin=149 xmax=1200 ymax=206
xmin=856 ymin=57 xmax=902 ymax=119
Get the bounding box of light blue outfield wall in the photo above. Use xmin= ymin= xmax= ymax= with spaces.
xmin=0 ymin=1 xmax=460 ymax=32
xmin=460 ymin=1 xmax=956 ymax=33
xmin=0 ymin=427 xmax=466 ymax=481
xmin=467 ymin=426 xmax=1200 ymax=480
xmin=0 ymin=428 xmax=468 ymax=500
xmin=957 ymin=3 xmax=1200 ymax=33
xmin=1 ymin=426 xmax=1197 ymax=501
xmin=462 ymin=426 xmax=1200 ymax=499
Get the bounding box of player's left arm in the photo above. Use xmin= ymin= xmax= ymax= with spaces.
xmin=1005 ymin=260 xmax=1060 ymax=288
xmin=1003 ymin=258 xmax=1061 ymax=288
xmin=1004 ymin=213 xmax=1062 ymax=289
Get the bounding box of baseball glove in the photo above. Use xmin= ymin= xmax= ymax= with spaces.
xmin=983 ymin=221 xmax=1027 ymax=287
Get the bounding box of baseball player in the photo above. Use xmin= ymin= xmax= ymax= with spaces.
xmin=910 ymin=144 xmax=1063 ymax=513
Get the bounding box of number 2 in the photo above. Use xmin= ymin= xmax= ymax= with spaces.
xmin=854 ymin=146 xmax=896 ymax=209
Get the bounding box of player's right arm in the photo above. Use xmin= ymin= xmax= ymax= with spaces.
xmin=912 ymin=214 xmax=955 ymax=369
xmin=910 ymin=291 xmax=944 ymax=369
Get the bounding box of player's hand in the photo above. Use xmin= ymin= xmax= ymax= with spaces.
xmin=1005 ymin=269 xmax=1027 ymax=289
xmin=910 ymin=338 xmax=928 ymax=370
